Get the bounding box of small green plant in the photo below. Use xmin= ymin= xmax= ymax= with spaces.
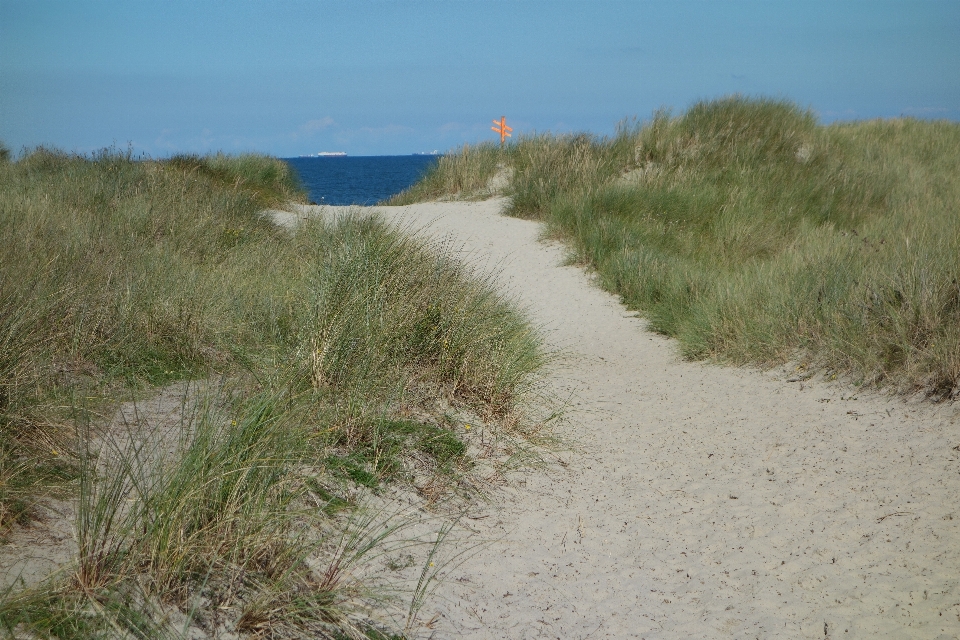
xmin=325 ymin=418 xmax=468 ymax=490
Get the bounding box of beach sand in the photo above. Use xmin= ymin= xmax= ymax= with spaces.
xmin=274 ymin=199 xmax=960 ymax=639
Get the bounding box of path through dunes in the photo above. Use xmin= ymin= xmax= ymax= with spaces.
xmin=275 ymin=199 xmax=960 ymax=639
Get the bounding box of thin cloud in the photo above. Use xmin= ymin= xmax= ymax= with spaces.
xmin=289 ymin=117 xmax=336 ymax=143
xmin=357 ymin=124 xmax=415 ymax=136
xmin=302 ymin=117 xmax=335 ymax=133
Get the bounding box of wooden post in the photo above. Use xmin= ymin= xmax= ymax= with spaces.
xmin=491 ymin=116 xmax=513 ymax=146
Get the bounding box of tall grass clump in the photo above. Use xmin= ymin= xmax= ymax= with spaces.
xmin=386 ymin=142 xmax=504 ymax=203
xmin=502 ymin=130 xmax=639 ymax=219
xmin=397 ymin=96 xmax=960 ymax=398
xmin=288 ymin=213 xmax=547 ymax=494
xmin=166 ymin=152 xmax=306 ymax=206
xmin=300 ymin=215 xmax=543 ymax=414
xmin=0 ymin=145 xmax=546 ymax=635
xmin=3 ymin=388 xmax=398 ymax=639
xmin=0 ymin=146 xmax=306 ymax=526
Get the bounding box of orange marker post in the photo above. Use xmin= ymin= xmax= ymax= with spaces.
xmin=491 ymin=116 xmax=513 ymax=145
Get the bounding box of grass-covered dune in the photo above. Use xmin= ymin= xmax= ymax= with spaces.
xmin=0 ymin=146 xmax=545 ymax=637
xmin=391 ymin=97 xmax=960 ymax=399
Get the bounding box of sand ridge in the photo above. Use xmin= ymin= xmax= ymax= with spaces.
xmin=284 ymin=199 xmax=959 ymax=638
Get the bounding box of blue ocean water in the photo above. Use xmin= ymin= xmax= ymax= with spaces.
xmin=283 ymin=155 xmax=440 ymax=206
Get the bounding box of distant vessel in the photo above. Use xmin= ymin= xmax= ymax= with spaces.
xmin=413 ymin=150 xmax=440 ymax=156
xmin=316 ymin=151 xmax=347 ymax=157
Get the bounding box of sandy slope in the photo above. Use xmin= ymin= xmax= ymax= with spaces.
xmin=275 ymin=198 xmax=960 ymax=640
xmin=0 ymin=383 xmax=205 ymax=592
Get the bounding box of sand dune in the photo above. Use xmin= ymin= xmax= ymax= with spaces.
xmin=275 ymin=198 xmax=960 ymax=639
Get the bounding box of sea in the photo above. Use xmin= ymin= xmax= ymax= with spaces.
xmin=283 ymin=155 xmax=441 ymax=206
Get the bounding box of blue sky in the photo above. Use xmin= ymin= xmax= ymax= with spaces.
xmin=2 ymin=0 xmax=958 ymax=157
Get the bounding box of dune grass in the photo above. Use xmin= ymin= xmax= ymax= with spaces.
xmin=385 ymin=142 xmax=504 ymax=204
xmin=0 ymin=147 xmax=546 ymax=637
xmin=394 ymin=96 xmax=960 ymax=398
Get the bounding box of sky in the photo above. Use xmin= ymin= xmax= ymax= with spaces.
xmin=2 ymin=0 xmax=958 ymax=157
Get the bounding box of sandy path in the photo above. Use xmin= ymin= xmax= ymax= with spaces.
xmin=277 ymin=200 xmax=960 ymax=639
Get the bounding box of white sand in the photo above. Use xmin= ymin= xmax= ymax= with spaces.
xmin=275 ymin=199 xmax=960 ymax=639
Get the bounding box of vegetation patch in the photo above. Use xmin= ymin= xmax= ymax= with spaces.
xmin=325 ymin=418 xmax=467 ymax=490
xmin=0 ymin=147 xmax=546 ymax=637
xmin=396 ymin=96 xmax=960 ymax=398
